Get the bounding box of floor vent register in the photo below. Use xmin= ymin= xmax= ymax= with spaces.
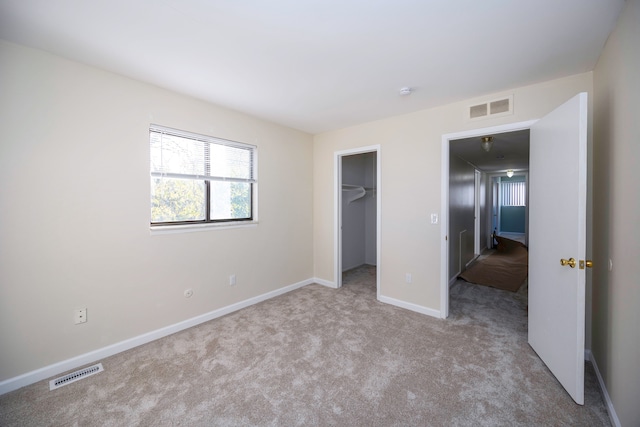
xmin=49 ymin=363 xmax=104 ymax=391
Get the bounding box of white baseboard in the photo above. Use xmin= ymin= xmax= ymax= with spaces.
xmin=314 ymin=280 xmax=441 ymax=319
xmin=378 ymin=295 xmax=441 ymax=319
xmin=0 ymin=278 xmax=314 ymax=396
xmin=313 ymin=277 xmax=337 ymax=288
xmin=586 ymin=350 xmax=621 ymax=427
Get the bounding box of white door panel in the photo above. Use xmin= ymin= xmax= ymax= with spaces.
xmin=528 ymin=92 xmax=588 ymax=404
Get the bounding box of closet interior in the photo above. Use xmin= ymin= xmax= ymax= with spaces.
xmin=341 ymin=152 xmax=377 ymax=278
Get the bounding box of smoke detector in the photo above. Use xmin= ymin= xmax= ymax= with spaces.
xmin=399 ymin=87 xmax=413 ymax=96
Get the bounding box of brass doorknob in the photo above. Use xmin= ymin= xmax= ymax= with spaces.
xmin=560 ymin=258 xmax=576 ymax=268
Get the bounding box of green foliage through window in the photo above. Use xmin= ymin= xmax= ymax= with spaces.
xmin=151 ymin=178 xmax=205 ymax=222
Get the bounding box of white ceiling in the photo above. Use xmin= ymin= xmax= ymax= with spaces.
xmin=0 ymin=0 xmax=623 ymax=134
xmin=451 ymin=130 xmax=530 ymax=173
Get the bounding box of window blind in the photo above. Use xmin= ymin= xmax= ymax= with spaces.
xmin=150 ymin=125 xmax=255 ymax=184
xmin=500 ymin=181 xmax=526 ymax=206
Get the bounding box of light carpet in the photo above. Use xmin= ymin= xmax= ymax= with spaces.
xmin=0 ymin=265 xmax=610 ymax=426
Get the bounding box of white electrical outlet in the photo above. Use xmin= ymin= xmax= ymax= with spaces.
xmin=405 ymin=273 xmax=412 ymax=284
xmin=430 ymin=213 xmax=438 ymax=224
xmin=184 ymin=289 xmax=193 ymax=298
xmin=229 ymin=274 xmax=236 ymax=286
xmin=74 ymin=308 xmax=87 ymax=324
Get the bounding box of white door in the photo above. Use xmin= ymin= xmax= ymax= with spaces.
xmin=528 ymin=92 xmax=588 ymax=404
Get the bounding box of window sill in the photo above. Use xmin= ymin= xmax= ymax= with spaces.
xmin=150 ymin=221 xmax=258 ymax=235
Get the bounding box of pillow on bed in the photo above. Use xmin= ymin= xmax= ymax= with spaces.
xmin=495 ymin=235 xmax=526 ymax=252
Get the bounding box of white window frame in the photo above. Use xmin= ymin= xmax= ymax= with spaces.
xmin=149 ymin=125 xmax=258 ymax=233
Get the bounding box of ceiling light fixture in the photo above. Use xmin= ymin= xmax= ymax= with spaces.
xmin=399 ymin=87 xmax=412 ymax=96
xmin=507 ymin=169 xmax=514 ymax=178
xmin=480 ymin=136 xmax=493 ymax=152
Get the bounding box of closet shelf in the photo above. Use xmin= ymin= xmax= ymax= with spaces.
xmin=342 ymin=184 xmax=376 ymax=191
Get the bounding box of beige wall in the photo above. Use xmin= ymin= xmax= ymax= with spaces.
xmin=592 ymin=0 xmax=640 ymax=425
xmin=0 ymin=41 xmax=314 ymax=382
xmin=313 ymin=73 xmax=593 ymax=313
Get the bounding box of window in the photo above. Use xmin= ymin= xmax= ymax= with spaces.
xmin=150 ymin=125 xmax=256 ymax=226
xmin=500 ymin=180 xmax=526 ymax=207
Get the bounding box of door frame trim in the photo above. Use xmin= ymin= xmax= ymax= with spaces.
xmin=334 ymin=145 xmax=381 ymax=299
xmin=440 ymin=120 xmax=536 ymax=318
xmin=474 ymin=169 xmax=481 ymax=256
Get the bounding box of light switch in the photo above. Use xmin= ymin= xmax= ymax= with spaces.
xmin=430 ymin=213 xmax=438 ymax=224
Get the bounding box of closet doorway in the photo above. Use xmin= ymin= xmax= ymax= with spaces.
xmin=334 ymin=146 xmax=381 ymax=298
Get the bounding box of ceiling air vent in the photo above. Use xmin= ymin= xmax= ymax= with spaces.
xmin=49 ymin=363 xmax=104 ymax=390
xmin=467 ymin=95 xmax=513 ymax=121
